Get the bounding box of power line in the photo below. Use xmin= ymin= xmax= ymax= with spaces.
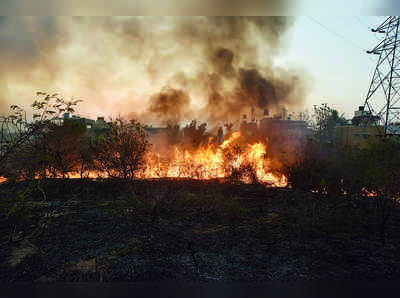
xmin=307 ymin=16 xmax=367 ymax=52
xmin=353 ymin=17 xmax=382 ymax=58
xmin=306 ymin=16 xmax=376 ymax=63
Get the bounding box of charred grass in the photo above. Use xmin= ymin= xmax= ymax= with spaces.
xmin=1 ymin=179 xmax=400 ymax=281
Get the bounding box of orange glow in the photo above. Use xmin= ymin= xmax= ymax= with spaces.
xmin=139 ymin=132 xmax=287 ymax=187
xmin=361 ymin=188 xmax=378 ymax=197
xmin=1 ymin=132 xmax=287 ymax=186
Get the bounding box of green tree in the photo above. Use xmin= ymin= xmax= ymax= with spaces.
xmin=311 ymin=103 xmax=346 ymax=144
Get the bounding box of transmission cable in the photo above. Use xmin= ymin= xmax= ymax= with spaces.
xmin=306 ymin=16 xmax=376 ymax=63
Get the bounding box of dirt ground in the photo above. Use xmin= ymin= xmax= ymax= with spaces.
xmin=1 ymin=179 xmax=400 ymax=281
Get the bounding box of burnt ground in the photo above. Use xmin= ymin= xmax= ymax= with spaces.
xmin=0 ymin=179 xmax=400 ymax=281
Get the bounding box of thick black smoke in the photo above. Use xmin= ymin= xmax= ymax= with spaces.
xmin=144 ymin=16 xmax=304 ymax=123
xmin=211 ymin=48 xmax=235 ymax=78
xmin=147 ymin=88 xmax=191 ymax=124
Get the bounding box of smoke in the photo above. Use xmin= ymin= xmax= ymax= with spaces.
xmin=142 ymin=16 xmax=304 ymax=124
xmin=210 ymin=48 xmax=235 ymax=79
xmin=0 ymin=16 xmax=306 ymax=123
xmin=0 ymin=17 xmax=67 ymax=115
xmin=147 ymin=87 xmax=191 ymax=124
xmin=0 ymin=0 xmax=293 ymax=15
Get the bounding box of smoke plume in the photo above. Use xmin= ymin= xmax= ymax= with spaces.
xmin=0 ymin=16 xmax=305 ymax=125
xmin=147 ymin=88 xmax=191 ymax=124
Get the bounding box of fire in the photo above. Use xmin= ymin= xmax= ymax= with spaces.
xmin=361 ymin=188 xmax=378 ymax=197
xmin=140 ymin=132 xmax=287 ymax=186
xmin=0 ymin=132 xmax=287 ymax=187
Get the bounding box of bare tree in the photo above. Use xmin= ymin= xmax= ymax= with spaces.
xmin=0 ymin=92 xmax=81 ymax=173
xmin=42 ymin=118 xmax=86 ymax=178
xmin=96 ymin=118 xmax=149 ymax=179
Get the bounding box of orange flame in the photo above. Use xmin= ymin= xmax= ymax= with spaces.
xmin=361 ymin=188 xmax=378 ymax=197
xmin=140 ymin=132 xmax=287 ymax=186
xmin=0 ymin=132 xmax=287 ymax=186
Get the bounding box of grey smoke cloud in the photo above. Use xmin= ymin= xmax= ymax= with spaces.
xmin=0 ymin=17 xmax=67 ymax=115
xmin=0 ymin=16 xmax=305 ymax=125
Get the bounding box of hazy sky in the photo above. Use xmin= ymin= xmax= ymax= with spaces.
xmin=277 ymin=16 xmax=387 ymax=118
xmin=0 ymin=14 xmax=396 ymax=123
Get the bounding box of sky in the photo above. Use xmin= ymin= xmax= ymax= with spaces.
xmin=276 ymin=16 xmax=387 ymax=119
xmin=0 ymin=1 xmax=398 ymax=124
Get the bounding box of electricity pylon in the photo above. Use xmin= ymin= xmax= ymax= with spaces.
xmin=364 ymin=16 xmax=400 ymax=136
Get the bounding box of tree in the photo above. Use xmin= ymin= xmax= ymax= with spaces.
xmin=359 ymin=138 xmax=400 ymax=245
xmin=0 ymin=92 xmax=81 ymax=178
xmin=96 ymin=119 xmax=149 ymax=179
xmin=77 ymin=135 xmax=96 ymax=179
xmin=284 ymin=138 xmax=329 ymax=191
xmin=0 ymin=94 xmax=81 ymax=244
xmin=41 ymin=118 xmax=86 ymax=178
xmin=311 ymin=103 xmax=346 ymax=144
xmin=181 ymin=120 xmax=210 ymax=151
xmin=165 ymin=124 xmax=181 ymax=146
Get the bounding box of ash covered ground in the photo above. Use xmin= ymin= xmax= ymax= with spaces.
xmin=1 ymin=179 xmax=400 ymax=281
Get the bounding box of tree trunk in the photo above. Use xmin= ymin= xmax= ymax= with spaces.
xmin=80 ymin=161 xmax=84 ymax=179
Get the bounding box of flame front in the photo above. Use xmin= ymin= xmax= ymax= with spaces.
xmin=140 ymin=132 xmax=287 ymax=186
xmin=0 ymin=132 xmax=287 ymax=186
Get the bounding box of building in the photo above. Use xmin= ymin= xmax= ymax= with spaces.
xmin=334 ymin=106 xmax=383 ymax=148
xmin=53 ymin=113 xmax=96 ymax=129
xmin=334 ymin=125 xmax=383 ymax=148
xmin=94 ymin=117 xmax=108 ymax=130
xmin=236 ymin=108 xmax=310 ymax=165
xmin=145 ymin=125 xmax=167 ymax=137
xmin=259 ymin=118 xmax=309 ymax=138
xmin=258 ymin=108 xmax=309 ymax=138
xmin=351 ymin=106 xmax=380 ymax=126
xmin=239 ymin=114 xmax=258 ymax=136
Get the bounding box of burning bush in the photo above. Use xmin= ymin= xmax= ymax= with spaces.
xmin=141 ymin=130 xmax=287 ymax=186
xmin=222 ymin=143 xmax=258 ymax=184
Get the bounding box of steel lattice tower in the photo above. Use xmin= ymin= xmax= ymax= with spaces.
xmin=364 ymin=16 xmax=400 ymax=136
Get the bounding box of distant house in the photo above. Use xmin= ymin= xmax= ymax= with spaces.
xmin=334 ymin=107 xmax=385 ymax=148
xmin=145 ymin=125 xmax=167 ymax=137
xmin=94 ymin=117 xmax=108 ymax=130
xmin=53 ymin=112 xmax=95 ymax=129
